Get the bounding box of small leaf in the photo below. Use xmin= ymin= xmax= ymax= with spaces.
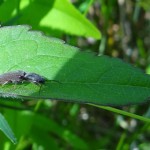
xmin=0 ymin=25 xmax=150 ymax=106
xmin=0 ymin=113 xmax=17 ymax=144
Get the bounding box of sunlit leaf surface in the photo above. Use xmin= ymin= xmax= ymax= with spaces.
xmin=0 ymin=25 xmax=150 ymax=106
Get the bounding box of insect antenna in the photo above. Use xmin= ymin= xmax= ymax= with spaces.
xmin=47 ymin=79 xmax=61 ymax=84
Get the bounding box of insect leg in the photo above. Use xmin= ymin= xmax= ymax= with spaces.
xmin=1 ymin=81 xmax=12 ymax=86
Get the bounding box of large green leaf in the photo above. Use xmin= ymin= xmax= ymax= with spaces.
xmin=0 ymin=25 xmax=150 ymax=106
xmin=0 ymin=0 xmax=101 ymax=39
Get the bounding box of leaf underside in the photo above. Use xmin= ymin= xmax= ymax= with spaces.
xmin=0 ymin=0 xmax=101 ymax=39
xmin=0 ymin=113 xmax=17 ymax=144
xmin=0 ymin=25 xmax=150 ymax=106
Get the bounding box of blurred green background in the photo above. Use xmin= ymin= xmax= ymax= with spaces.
xmin=0 ymin=0 xmax=150 ymax=149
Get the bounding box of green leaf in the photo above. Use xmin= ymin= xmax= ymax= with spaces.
xmin=0 ymin=0 xmax=101 ymax=39
xmin=0 ymin=25 xmax=150 ymax=106
xmin=90 ymin=104 xmax=150 ymax=123
xmin=138 ymin=0 xmax=150 ymax=10
xmin=0 ymin=113 xmax=17 ymax=144
xmin=40 ymin=0 xmax=101 ymax=39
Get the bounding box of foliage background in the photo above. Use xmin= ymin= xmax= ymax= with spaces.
xmin=0 ymin=0 xmax=150 ymax=149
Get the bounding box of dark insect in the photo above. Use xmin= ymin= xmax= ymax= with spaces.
xmin=0 ymin=70 xmax=60 ymax=95
xmin=22 ymin=72 xmax=46 ymax=85
xmin=0 ymin=70 xmax=46 ymax=86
